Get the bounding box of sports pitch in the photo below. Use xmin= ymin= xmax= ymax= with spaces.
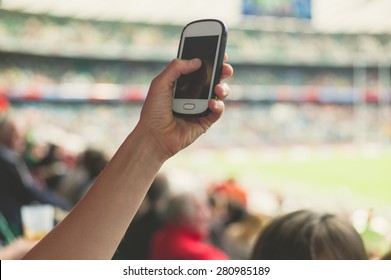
xmin=168 ymin=145 xmax=391 ymax=209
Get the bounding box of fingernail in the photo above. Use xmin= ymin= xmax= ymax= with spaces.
xmin=190 ymin=58 xmax=201 ymax=65
xmin=214 ymin=99 xmax=223 ymax=110
xmin=223 ymin=83 xmax=230 ymax=96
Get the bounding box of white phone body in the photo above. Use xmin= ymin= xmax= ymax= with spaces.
xmin=172 ymin=19 xmax=227 ymax=117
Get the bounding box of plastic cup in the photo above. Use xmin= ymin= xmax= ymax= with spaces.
xmin=21 ymin=204 xmax=55 ymax=240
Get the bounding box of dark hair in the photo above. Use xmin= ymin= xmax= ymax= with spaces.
xmin=251 ymin=210 xmax=368 ymax=260
xmin=147 ymin=173 xmax=169 ymax=203
xmin=80 ymin=148 xmax=108 ymax=178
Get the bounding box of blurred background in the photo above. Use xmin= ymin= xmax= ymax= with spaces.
xmin=0 ymin=0 xmax=390 ymax=258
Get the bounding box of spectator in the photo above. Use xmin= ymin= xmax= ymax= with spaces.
xmin=57 ymin=148 xmax=108 ymax=206
xmin=208 ymin=178 xmax=266 ymax=259
xmin=150 ymin=193 xmax=229 ymax=260
xmin=251 ymin=209 xmax=368 ymax=260
xmin=32 ymin=143 xmax=68 ymax=191
xmin=0 ymin=117 xmax=71 ymax=234
xmin=208 ymin=178 xmax=249 ymax=248
xmin=222 ymin=209 xmax=266 ymax=259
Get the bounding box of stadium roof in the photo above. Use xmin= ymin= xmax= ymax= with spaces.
xmin=1 ymin=0 xmax=391 ymax=33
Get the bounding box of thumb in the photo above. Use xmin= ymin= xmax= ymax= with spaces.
xmin=154 ymin=58 xmax=202 ymax=89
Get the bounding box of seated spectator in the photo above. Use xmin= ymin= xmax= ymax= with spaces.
xmin=208 ymin=178 xmax=268 ymax=259
xmin=114 ymin=172 xmax=170 ymax=259
xmin=208 ymin=178 xmax=249 ymax=249
xmin=0 ymin=117 xmax=71 ymax=234
xmin=57 ymin=148 xmax=108 ymax=205
xmin=209 ymin=178 xmax=248 ymax=208
xmin=150 ymin=192 xmax=229 ymax=260
xmin=222 ymin=210 xmax=266 ymax=259
xmin=251 ymin=209 xmax=368 ymax=260
xmin=32 ymin=143 xmax=68 ymax=191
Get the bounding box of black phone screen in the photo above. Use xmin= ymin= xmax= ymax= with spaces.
xmin=175 ymin=35 xmax=219 ymax=99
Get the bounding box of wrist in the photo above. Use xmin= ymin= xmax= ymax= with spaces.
xmin=131 ymin=123 xmax=171 ymax=164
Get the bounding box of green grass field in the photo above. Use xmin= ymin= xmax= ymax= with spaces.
xmin=169 ymin=145 xmax=391 ymax=206
xmin=239 ymin=150 xmax=391 ymax=204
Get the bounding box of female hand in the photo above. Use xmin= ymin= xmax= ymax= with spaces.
xmin=137 ymin=55 xmax=234 ymax=160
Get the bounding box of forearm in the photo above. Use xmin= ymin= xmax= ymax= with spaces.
xmin=22 ymin=126 xmax=166 ymax=259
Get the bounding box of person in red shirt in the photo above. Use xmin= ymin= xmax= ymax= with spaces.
xmin=150 ymin=193 xmax=229 ymax=260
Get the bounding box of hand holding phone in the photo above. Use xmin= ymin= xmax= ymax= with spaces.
xmin=172 ymin=19 xmax=228 ymax=117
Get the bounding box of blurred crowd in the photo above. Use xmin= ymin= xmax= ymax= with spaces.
xmin=1 ymin=10 xmax=390 ymax=104
xmin=2 ymin=101 xmax=389 ymax=154
xmin=2 ymin=52 xmax=387 ymax=103
xmin=1 ymin=10 xmax=390 ymax=114
xmin=0 ymin=9 xmax=390 ymax=64
xmin=1 ymin=107 xmax=390 ymax=260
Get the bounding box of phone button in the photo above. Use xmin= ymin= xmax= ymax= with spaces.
xmin=183 ymin=103 xmax=195 ymax=110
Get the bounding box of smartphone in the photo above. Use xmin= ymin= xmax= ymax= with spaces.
xmin=172 ymin=19 xmax=228 ymax=117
